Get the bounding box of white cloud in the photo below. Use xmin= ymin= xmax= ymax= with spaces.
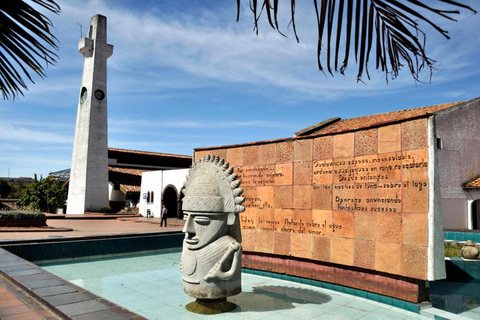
xmin=0 ymin=123 xmax=73 ymax=144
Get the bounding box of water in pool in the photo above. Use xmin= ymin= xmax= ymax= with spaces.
xmin=39 ymin=250 xmax=429 ymax=319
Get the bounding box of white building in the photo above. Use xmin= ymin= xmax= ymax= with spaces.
xmin=139 ymin=169 xmax=189 ymax=218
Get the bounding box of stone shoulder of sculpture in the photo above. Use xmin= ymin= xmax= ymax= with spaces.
xmin=180 ymin=155 xmax=245 ymax=300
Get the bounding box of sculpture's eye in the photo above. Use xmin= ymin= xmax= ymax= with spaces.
xmin=194 ymin=216 xmax=211 ymax=225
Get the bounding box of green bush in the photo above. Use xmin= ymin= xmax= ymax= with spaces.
xmin=17 ymin=176 xmax=66 ymax=213
xmin=99 ymin=206 xmax=113 ymax=213
xmin=0 ymin=211 xmax=46 ymax=220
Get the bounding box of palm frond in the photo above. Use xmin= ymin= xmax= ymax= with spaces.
xmin=237 ymin=0 xmax=476 ymax=83
xmin=0 ymin=0 xmax=60 ymax=100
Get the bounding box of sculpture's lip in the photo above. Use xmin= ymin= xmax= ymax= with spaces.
xmin=185 ymin=238 xmax=199 ymax=245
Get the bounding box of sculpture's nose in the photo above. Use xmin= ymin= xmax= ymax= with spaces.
xmin=183 ymin=214 xmax=195 ymax=235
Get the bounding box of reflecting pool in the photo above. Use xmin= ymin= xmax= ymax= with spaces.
xmin=39 ymin=250 xmax=429 ymax=319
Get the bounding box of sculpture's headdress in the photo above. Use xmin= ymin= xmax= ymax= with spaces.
xmin=183 ymin=155 xmax=245 ymax=214
xmin=182 ymin=155 xmax=245 ymax=241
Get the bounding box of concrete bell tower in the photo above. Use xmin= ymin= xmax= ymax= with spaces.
xmin=67 ymin=15 xmax=113 ymax=214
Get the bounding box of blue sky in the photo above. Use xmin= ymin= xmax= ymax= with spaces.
xmin=0 ymin=0 xmax=479 ymax=178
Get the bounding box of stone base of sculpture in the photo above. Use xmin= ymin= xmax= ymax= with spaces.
xmin=186 ymin=298 xmax=237 ymax=314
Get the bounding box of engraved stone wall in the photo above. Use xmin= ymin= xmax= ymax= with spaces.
xmin=195 ymin=118 xmax=431 ymax=280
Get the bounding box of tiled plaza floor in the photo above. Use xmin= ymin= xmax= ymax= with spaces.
xmin=1 ymin=216 xmax=480 ymax=319
xmin=39 ymin=251 xmax=431 ymax=320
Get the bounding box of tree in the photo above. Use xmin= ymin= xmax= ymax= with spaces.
xmin=237 ymin=0 xmax=476 ymax=82
xmin=0 ymin=179 xmax=12 ymax=198
xmin=18 ymin=176 xmax=66 ymax=213
xmin=0 ymin=0 xmax=60 ymax=100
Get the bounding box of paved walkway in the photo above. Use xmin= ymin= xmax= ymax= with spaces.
xmin=0 ymin=215 xmax=184 ymax=241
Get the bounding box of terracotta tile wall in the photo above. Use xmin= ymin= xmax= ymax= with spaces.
xmin=195 ymin=117 xmax=431 ymax=284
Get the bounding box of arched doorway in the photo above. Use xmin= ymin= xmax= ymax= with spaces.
xmin=162 ymin=186 xmax=178 ymax=219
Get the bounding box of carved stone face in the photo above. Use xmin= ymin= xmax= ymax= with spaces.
xmin=183 ymin=212 xmax=228 ymax=250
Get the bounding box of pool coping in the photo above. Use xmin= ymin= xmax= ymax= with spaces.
xmin=0 ymin=247 xmax=147 ymax=320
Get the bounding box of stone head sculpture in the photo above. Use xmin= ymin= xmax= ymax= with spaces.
xmin=181 ymin=155 xmax=245 ymax=302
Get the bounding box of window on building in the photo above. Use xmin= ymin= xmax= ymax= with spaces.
xmin=436 ymin=138 xmax=443 ymax=149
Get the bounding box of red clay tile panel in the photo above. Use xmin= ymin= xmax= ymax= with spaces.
xmin=402 ymin=119 xmax=428 ymax=150
xmin=274 ymin=186 xmax=293 ymax=209
xmin=375 ymin=213 xmax=402 ymax=243
xmin=378 ymin=124 xmax=401 ymax=154
xmin=227 ymin=147 xmax=244 ymax=167
xmin=376 ymin=184 xmax=402 ymax=213
xmin=333 ymin=133 xmax=355 ymax=158
xmin=255 ymin=230 xmax=273 ymax=253
xmin=332 ymin=210 xmax=354 ymax=238
xmin=354 ymin=211 xmax=376 ymax=240
xmin=311 ymin=210 xmax=333 ymax=236
xmin=243 ymin=145 xmax=259 ymax=166
xmin=274 ymin=232 xmax=292 ymax=256
xmin=240 ymin=229 xmax=256 ymax=252
xmin=375 ymin=242 xmax=402 ymax=275
xmin=194 ymin=150 xmax=210 ymax=161
xmin=312 ymin=185 xmax=333 ymax=210
xmin=355 ymin=128 xmax=378 ymax=156
xmin=195 ymin=149 xmax=227 ymax=162
xmin=377 ymin=152 xmax=403 ymax=182
xmin=293 ymin=209 xmax=312 ymax=229
xmin=313 ymin=159 xmax=333 ymax=185
xmin=293 ymin=185 xmax=312 ymax=209
xmin=312 ymin=235 xmax=331 ymax=261
xmin=256 ymin=186 xmax=275 ymax=210
xmin=275 ymin=163 xmax=293 ymax=186
xmin=239 ymin=165 xmax=276 ymax=188
xmin=330 ymin=237 xmax=354 ymax=266
xmin=256 ymin=207 xmax=276 ymax=231
xmin=276 ymin=141 xmax=294 ymax=163
xmin=332 ymin=183 xmax=356 ymax=212
xmin=354 ymin=239 xmax=376 ymax=270
xmin=402 ymin=149 xmax=429 ymax=181
xmin=313 ymin=136 xmax=334 ymax=160
xmin=259 ymin=143 xmax=276 ymax=164
xmin=402 ymin=181 xmax=429 ymax=214
xmin=401 ymin=244 xmax=428 ymax=279
xmin=294 ymin=162 xmax=313 ymax=185
xmin=402 ymin=213 xmax=428 ymax=246
xmin=294 ymin=139 xmax=313 ymax=162
xmin=332 ymin=160 xmax=355 ymax=184
xmin=291 ymin=233 xmax=313 ymax=259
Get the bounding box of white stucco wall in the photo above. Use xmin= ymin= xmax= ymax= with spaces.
xmin=428 ymin=117 xmax=446 ymax=280
xmin=435 ymin=99 xmax=480 ymax=229
xmin=108 ymin=182 xmax=125 ymax=202
xmin=139 ymin=169 xmax=189 ymax=218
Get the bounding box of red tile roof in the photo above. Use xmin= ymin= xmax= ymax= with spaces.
xmin=108 ymin=148 xmax=191 ymax=159
xmin=108 ymin=166 xmax=148 ymax=175
xmin=108 ymin=166 xmax=147 ymax=194
xmin=310 ymin=101 xmax=464 ymax=136
xmin=464 ymin=177 xmax=480 ymax=189
xmin=120 ymin=184 xmax=141 ymax=193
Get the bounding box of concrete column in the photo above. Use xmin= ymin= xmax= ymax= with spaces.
xmin=467 ymin=199 xmax=474 ymax=230
xmin=67 ymin=15 xmax=114 ymax=214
